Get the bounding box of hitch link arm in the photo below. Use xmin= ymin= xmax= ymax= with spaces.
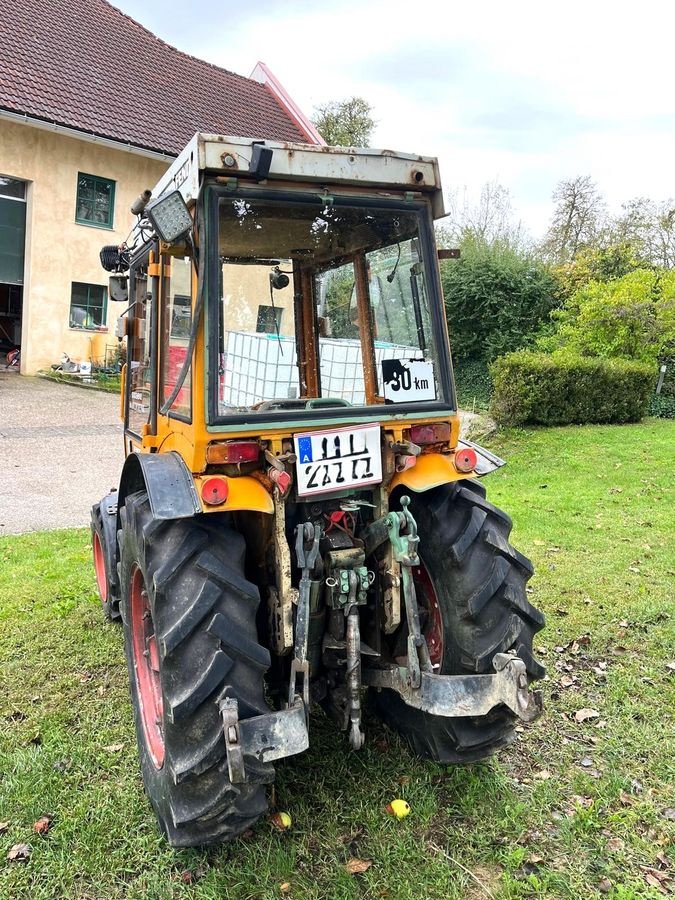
xmin=386 ymin=495 xmax=432 ymax=688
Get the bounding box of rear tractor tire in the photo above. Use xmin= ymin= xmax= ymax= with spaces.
xmin=118 ymin=491 xmax=274 ymax=847
xmin=374 ymin=480 xmax=545 ymax=764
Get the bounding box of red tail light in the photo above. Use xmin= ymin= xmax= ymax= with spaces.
xmin=454 ymin=447 xmax=477 ymax=473
xmin=201 ymin=477 xmax=229 ymax=505
xmin=409 ymin=423 xmax=451 ymax=445
xmin=206 ymin=441 xmax=260 ymax=464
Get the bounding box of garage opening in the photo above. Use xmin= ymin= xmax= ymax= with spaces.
xmin=0 ymin=175 xmax=27 ymax=369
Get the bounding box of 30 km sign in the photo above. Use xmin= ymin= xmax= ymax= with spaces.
xmin=382 ymin=359 xmax=436 ymax=403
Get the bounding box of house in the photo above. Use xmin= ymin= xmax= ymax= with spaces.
xmin=0 ymin=0 xmax=322 ymax=375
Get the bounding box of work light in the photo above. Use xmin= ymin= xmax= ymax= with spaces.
xmin=145 ymin=191 xmax=192 ymax=243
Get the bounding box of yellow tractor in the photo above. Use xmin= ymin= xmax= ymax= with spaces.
xmin=91 ymin=134 xmax=544 ymax=847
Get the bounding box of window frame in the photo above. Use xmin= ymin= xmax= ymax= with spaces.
xmin=206 ymin=185 xmax=456 ymax=427
xmin=69 ymin=281 xmax=108 ymax=331
xmin=75 ymin=172 xmax=116 ymax=229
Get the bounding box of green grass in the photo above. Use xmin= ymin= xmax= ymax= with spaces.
xmin=1 ymin=420 xmax=674 ymax=899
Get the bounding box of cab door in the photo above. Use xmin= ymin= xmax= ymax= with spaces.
xmin=125 ymin=244 xmax=158 ymax=451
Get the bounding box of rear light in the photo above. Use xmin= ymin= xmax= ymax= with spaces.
xmin=206 ymin=441 xmax=261 ymax=465
xmin=454 ymin=447 xmax=477 ymax=473
xmin=409 ymin=423 xmax=451 ymax=445
xmin=201 ymin=477 xmax=229 ymax=506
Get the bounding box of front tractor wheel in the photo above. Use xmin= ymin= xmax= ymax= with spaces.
xmin=118 ymin=492 xmax=274 ymax=847
xmin=374 ymin=480 xmax=545 ymax=764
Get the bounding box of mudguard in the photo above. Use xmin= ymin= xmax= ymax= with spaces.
xmin=118 ymin=451 xmax=201 ymax=523
xmin=389 ymin=441 xmax=506 ymax=493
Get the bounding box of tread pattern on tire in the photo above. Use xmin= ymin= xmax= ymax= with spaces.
xmin=373 ymin=479 xmax=545 ymax=765
xmin=119 ymin=492 xmax=273 ymax=847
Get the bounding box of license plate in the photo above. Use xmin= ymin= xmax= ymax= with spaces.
xmin=294 ymin=424 xmax=382 ymax=497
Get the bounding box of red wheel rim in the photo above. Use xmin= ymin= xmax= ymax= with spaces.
xmin=413 ymin=560 xmax=445 ymax=668
xmin=92 ymin=532 xmax=108 ymax=604
xmin=129 ymin=565 xmax=165 ymax=768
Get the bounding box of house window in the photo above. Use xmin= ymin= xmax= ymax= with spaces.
xmin=70 ymin=282 xmax=107 ymax=329
xmin=256 ymin=304 xmax=282 ymax=333
xmin=0 ymin=175 xmax=26 ymax=200
xmin=76 ymin=173 xmax=115 ymax=228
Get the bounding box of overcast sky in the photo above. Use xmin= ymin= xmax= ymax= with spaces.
xmin=111 ymin=0 xmax=674 ymax=239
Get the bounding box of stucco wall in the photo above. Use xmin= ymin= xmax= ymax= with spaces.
xmin=0 ymin=120 xmax=168 ymax=373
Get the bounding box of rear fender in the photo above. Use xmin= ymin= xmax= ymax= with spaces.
xmin=389 ymin=442 xmax=505 ymax=494
xmin=117 ymin=452 xmax=274 ymax=528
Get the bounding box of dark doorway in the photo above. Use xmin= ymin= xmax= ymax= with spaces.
xmin=0 ymin=175 xmax=27 ymax=364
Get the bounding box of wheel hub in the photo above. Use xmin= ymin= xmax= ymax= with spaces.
xmin=129 ymin=565 xmax=165 ymax=768
xmin=413 ymin=560 xmax=444 ymax=668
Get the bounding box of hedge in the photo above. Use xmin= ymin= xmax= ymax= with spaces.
xmin=490 ymin=352 xmax=655 ymax=426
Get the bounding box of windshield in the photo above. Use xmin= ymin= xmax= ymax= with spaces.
xmin=211 ymin=192 xmax=450 ymax=419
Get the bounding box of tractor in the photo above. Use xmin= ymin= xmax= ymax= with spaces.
xmin=91 ymin=133 xmax=545 ymax=847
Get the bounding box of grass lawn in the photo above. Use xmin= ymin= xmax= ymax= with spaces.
xmin=1 ymin=420 xmax=673 ymax=899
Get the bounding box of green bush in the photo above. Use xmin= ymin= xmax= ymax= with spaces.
xmin=490 ymin=352 xmax=655 ymax=426
xmin=453 ymin=356 xmax=493 ymax=410
xmin=649 ymin=394 xmax=675 ymax=418
xmin=441 ymin=237 xmax=558 ymax=361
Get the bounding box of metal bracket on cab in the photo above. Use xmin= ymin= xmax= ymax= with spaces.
xmin=363 ymin=652 xmax=543 ymax=723
xmin=219 ymin=697 xmax=310 ymax=784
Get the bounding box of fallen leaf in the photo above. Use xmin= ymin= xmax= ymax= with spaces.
xmin=619 ymin=791 xmax=636 ymax=806
xmin=7 ymin=843 xmax=31 ymax=862
xmin=560 ymin=675 xmax=575 ymax=688
xmin=0 ymin=822 xmax=9 ymax=834
xmin=576 ymin=635 xmax=591 ymax=646
xmin=280 ymin=883 xmax=291 ymax=893
xmin=103 ymin=743 xmax=125 ymax=753
xmin=398 ymin=776 xmax=411 ymax=785
xmin=631 ymin=778 xmax=644 ymax=795
xmin=575 ymin=708 xmax=600 ymax=723
xmin=32 ymin=815 xmax=52 ymax=834
xmin=656 ymin=852 xmax=670 ymax=868
xmin=344 ymin=858 xmax=373 ymax=875
xmin=580 ymin=757 xmax=594 ymax=767
xmin=607 ymin=838 xmax=624 ymax=852
xmin=535 ymin=769 xmax=552 ymax=780
xmin=598 ymin=877 xmax=612 ymax=893
xmin=666 ymin=662 xmax=675 ymax=672
xmin=661 ymin=808 xmax=675 ymax=820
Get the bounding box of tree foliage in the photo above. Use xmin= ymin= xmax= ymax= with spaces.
xmin=440 ymin=234 xmax=558 ymax=362
xmin=311 ymin=97 xmax=375 ymax=147
xmin=443 ymin=181 xmax=525 ymax=249
xmin=541 ymin=269 xmax=675 ymax=363
xmin=613 ymin=197 xmax=675 ymax=268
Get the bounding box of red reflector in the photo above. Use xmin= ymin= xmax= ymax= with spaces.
xmin=454 ymin=447 xmax=477 ymax=473
xmin=269 ymin=468 xmax=292 ymax=494
xmin=409 ymin=423 xmax=451 ymax=445
xmin=206 ymin=441 xmax=260 ymax=464
xmin=201 ymin=477 xmax=229 ymax=506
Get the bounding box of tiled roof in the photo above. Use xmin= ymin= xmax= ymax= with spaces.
xmin=0 ymin=0 xmax=308 ymax=156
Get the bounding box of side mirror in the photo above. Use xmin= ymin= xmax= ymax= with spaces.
xmin=109 ymin=274 xmax=128 ymax=303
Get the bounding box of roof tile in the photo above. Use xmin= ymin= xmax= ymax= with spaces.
xmin=0 ymin=0 xmax=307 ymax=155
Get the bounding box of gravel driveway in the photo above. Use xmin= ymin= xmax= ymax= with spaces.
xmin=0 ymin=372 xmax=123 ymax=534
xmin=0 ymin=372 xmax=483 ymax=536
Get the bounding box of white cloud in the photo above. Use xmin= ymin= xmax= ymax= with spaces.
xmin=111 ymin=0 xmax=675 ymax=237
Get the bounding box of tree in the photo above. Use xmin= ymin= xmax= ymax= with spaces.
xmin=443 ymin=181 xmax=525 ymax=250
xmin=614 ymin=197 xmax=675 ymax=268
xmin=541 ymin=175 xmax=607 ymax=264
xmin=440 ymin=235 xmax=558 ymax=362
xmin=542 ymin=269 xmax=675 ymax=364
xmin=311 ymin=97 xmax=375 ymax=147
